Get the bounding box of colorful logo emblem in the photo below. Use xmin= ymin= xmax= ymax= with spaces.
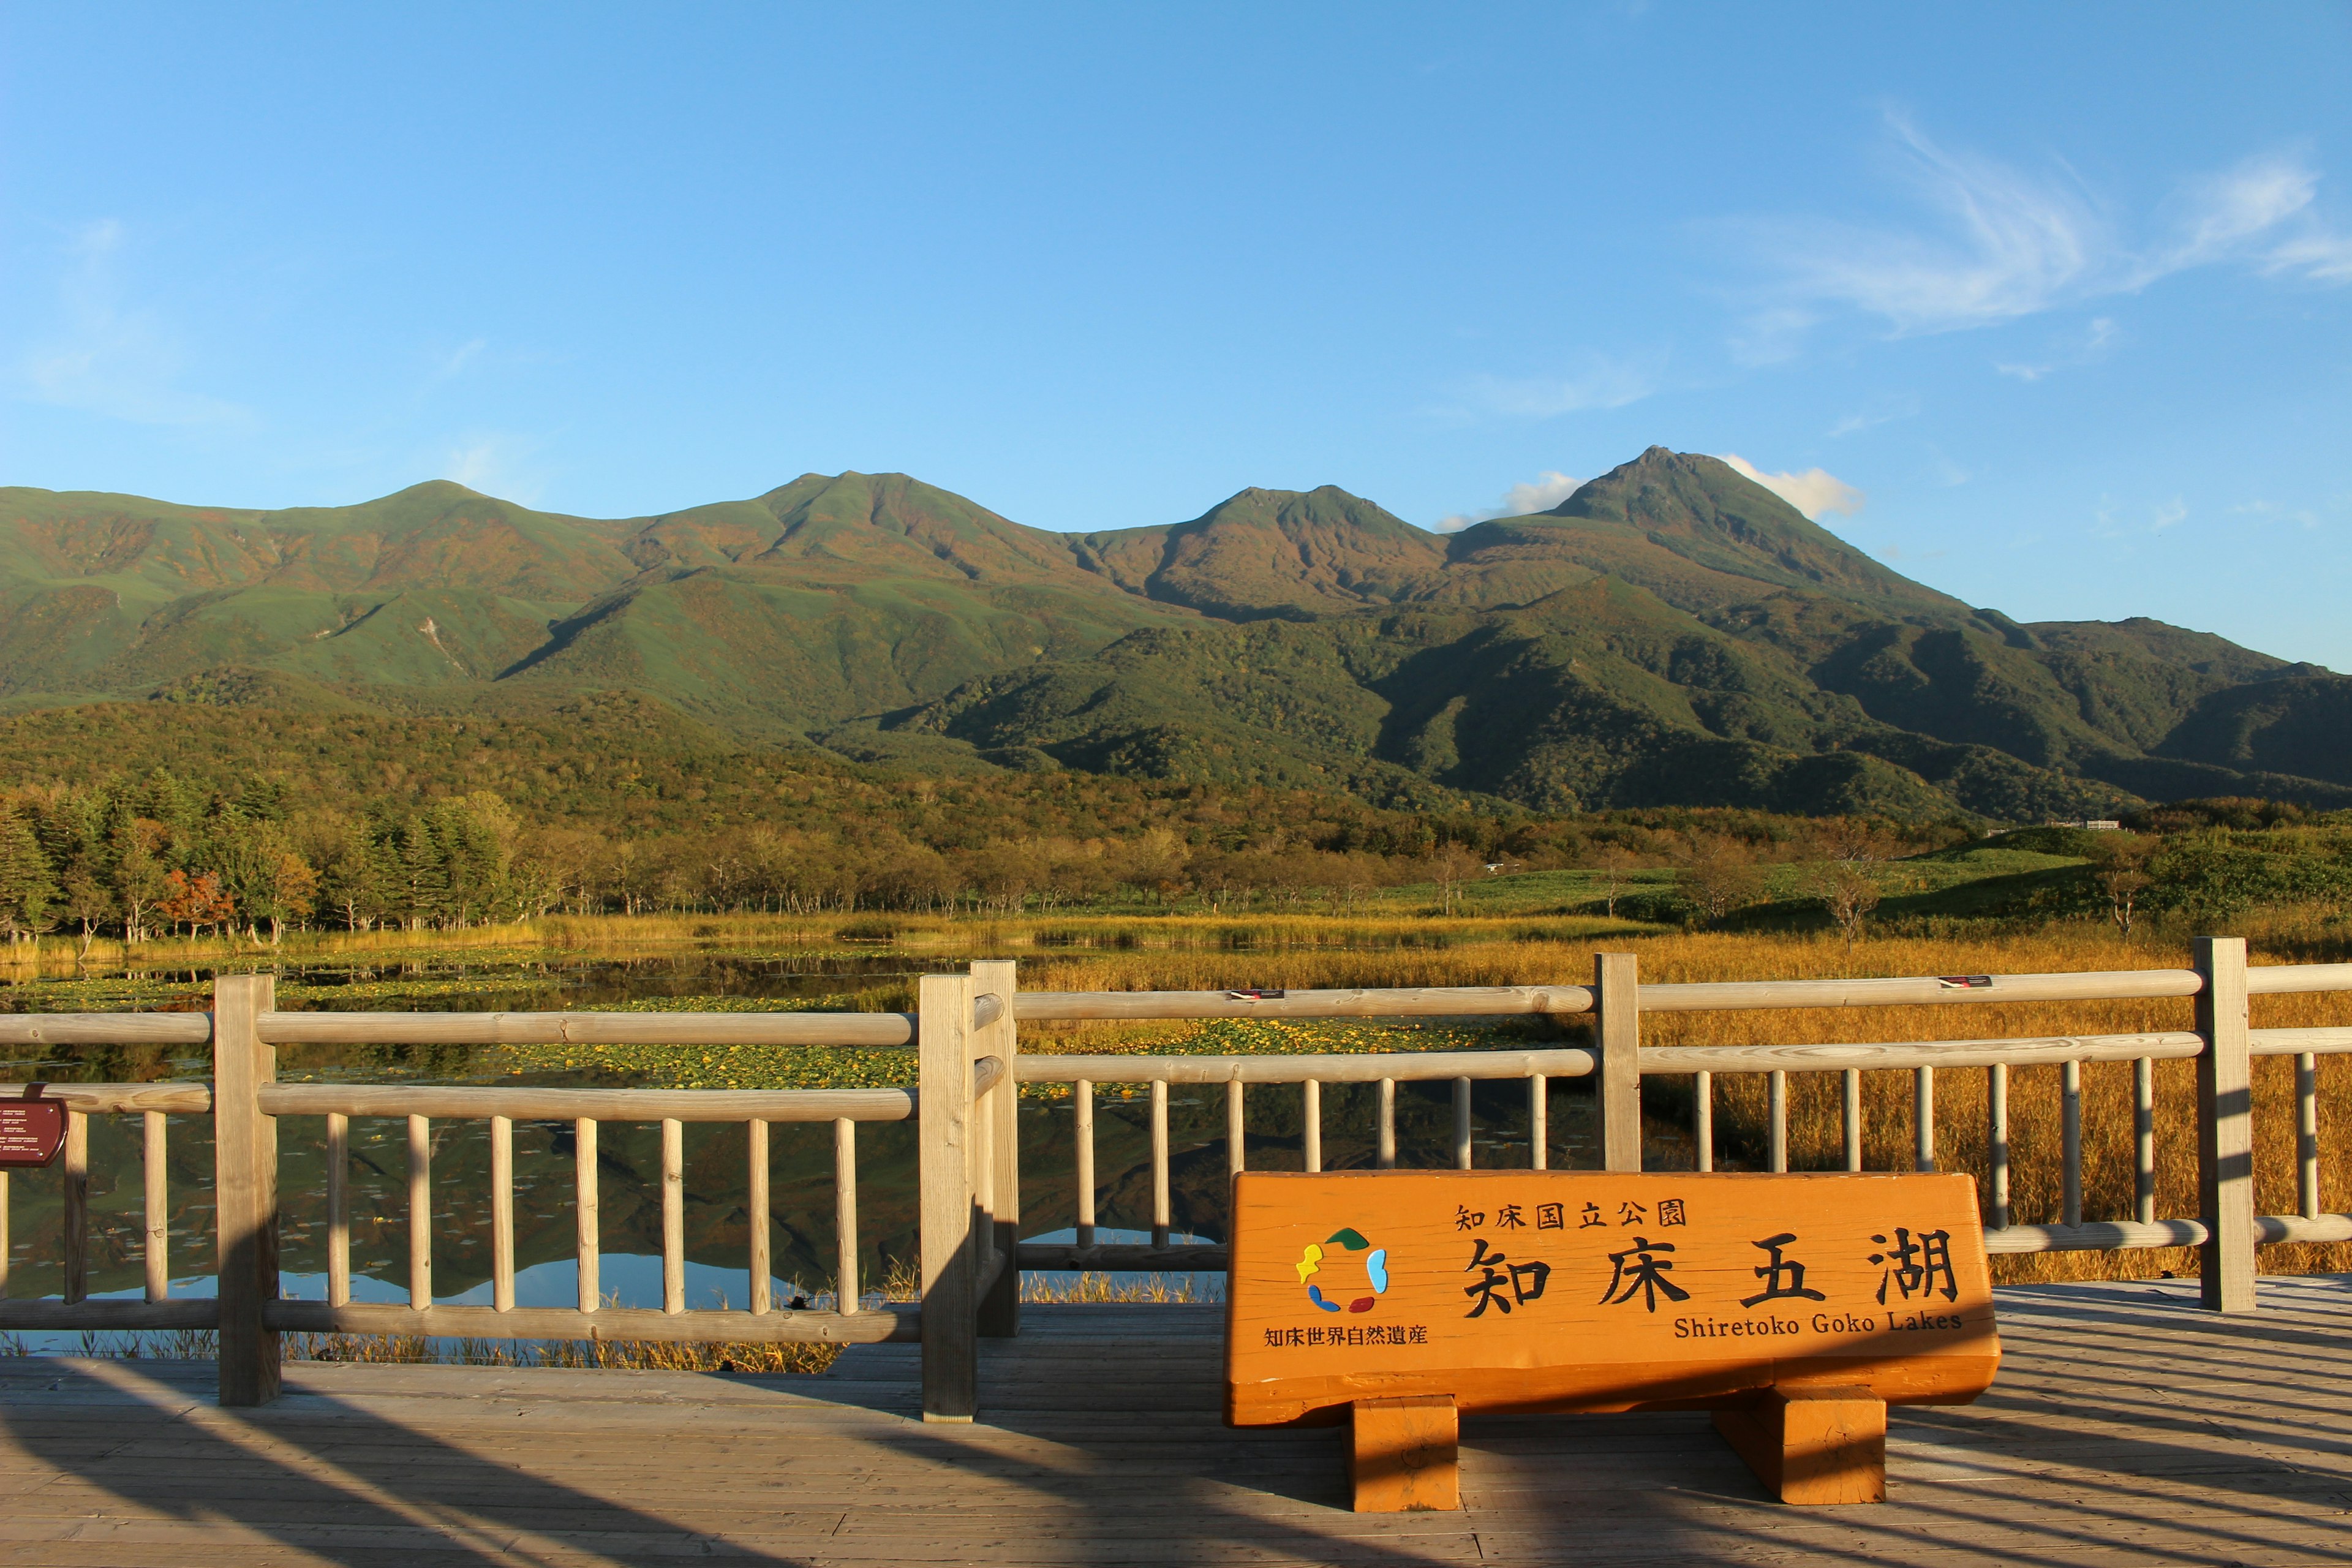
xmin=1295 ymin=1227 xmax=1389 ymax=1313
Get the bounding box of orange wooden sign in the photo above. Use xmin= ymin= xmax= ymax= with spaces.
xmin=1225 ymin=1171 xmax=1999 ymax=1426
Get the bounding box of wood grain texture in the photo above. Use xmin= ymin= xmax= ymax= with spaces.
xmin=257 ymin=1009 xmax=916 ymax=1046
xmin=2195 ymin=937 xmax=2257 ymax=1313
xmin=1643 ymin=1031 xmax=2203 ymax=1072
xmin=1349 ymin=1396 xmax=1458 ymax=1513
xmin=1017 ymin=1047 xmax=1596 ymax=1085
xmin=918 ymin=972 xmax=977 ymax=1423
xmin=1711 ymin=1385 xmax=1886 ymax=1504
xmin=1596 ymin=954 xmax=1640 ymax=1173
xmin=210 ymin=974 xmax=278 ymax=1408
xmin=1638 ymin=968 xmax=2205 ymax=1011
xmin=0 ymin=1278 xmax=2343 ymax=1567
xmin=974 ymin=959 xmax=1022 ymax=1339
xmin=1226 ymin=1171 xmax=1998 ymax=1427
xmin=1017 ymin=985 xmax=1596 ymax=1021
xmin=262 ymin=1300 xmax=918 ymax=1342
xmin=259 ymin=1082 xmax=915 ymax=1122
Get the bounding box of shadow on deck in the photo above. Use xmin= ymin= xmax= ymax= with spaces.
xmin=0 ymin=1276 xmax=2345 ymax=1565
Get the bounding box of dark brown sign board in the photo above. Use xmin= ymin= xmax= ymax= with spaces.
xmin=0 ymin=1085 xmax=67 ymax=1169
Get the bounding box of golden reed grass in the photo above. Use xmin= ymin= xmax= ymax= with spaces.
xmin=1009 ymin=923 xmax=2352 ymax=1286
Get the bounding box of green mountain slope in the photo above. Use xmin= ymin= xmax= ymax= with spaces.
xmin=1 ymin=451 xmax=2345 ymax=820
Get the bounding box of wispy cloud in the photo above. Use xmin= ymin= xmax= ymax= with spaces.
xmin=1448 ymin=350 xmax=1664 ymax=419
xmin=15 ymin=220 xmax=255 ymax=429
xmin=1996 ymin=315 xmax=2119 ymax=381
xmin=1717 ymin=454 xmax=1864 ymax=520
xmin=1434 ymin=470 xmax=1585 ymax=532
xmin=1828 ymin=392 xmax=1920 ymax=437
xmin=439 ymin=432 xmax=545 ymax=503
xmin=1740 ymin=117 xmax=2352 ymax=342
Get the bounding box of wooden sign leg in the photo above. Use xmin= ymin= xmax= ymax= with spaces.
xmin=1349 ymin=1395 xmax=1459 ymax=1513
xmin=1712 ymin=1385 xmax=1885 ymax=1505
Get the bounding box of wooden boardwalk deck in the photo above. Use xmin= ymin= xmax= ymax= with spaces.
xmin=0 ymin=1276 xmax=2345 ymax=1566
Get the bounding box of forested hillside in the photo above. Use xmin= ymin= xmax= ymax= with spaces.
xmin=4 ymin=447 xmax=2348 ymax=820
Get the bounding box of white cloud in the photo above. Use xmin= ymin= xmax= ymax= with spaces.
xmin=1743 ymin=116 xmax=2351 ymax=344
xmin=1717 ymin=454 xmax=1864 ymax=519
xmin=1434 ymin=470 xmax=1585 ymax=532
xmin=2266 ymin=232 xmax=2352 ymax=282
xmin=1450 ymin=351 xmax=1663 ymax=418
xmin=16 ymin=219 xmax=254 ymax=429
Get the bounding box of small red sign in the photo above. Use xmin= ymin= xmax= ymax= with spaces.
xmin=0 ymin=1086 xmax=66 ymax=1169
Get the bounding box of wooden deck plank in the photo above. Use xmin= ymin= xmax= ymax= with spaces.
xmin=0 ymin=1279 xmax=2342 ymax=1566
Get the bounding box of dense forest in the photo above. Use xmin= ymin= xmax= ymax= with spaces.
xmin=0 ymin=696 xmax=1967 ymax=942
xmin=0 ymin=699 xmax=2345 ymax=946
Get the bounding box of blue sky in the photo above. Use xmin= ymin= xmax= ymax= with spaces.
xmin=5 ymin=4 xmax=2350 ymax=665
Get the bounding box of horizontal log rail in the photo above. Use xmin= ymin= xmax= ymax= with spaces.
xmin=10 ymin=1082 xmax=213 ymax=1114
xmin=264 ymin=1300 xmax=919 ymax=1344
xmin=257 ymin=1009 xmax=918 ymax=1047
xmin=1014 ymin=1046 xmax=1596 ymax=1084
xmin=1016 ymin=984 xmax=1597 ymax=1022
xmin=0 ymin=1014 xmax=212 ymax=1046
xmin=258 ymin=1083 xmax=918 ymax=1123
xmin=1640 ymin=1032 xmax=2206 ymax=1074
xmin=0 ymin=1299 xmax=219 ymax=1330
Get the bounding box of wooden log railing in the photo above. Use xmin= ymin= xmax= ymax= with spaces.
xmin=0 ymin=941 xmax=2345 ymax=1420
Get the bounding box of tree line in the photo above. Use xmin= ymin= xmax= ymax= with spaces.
xmin=0 ymin=754 xmax=1981 ymax=948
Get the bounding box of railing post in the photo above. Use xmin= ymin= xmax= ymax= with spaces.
xmin=919 ymin=972 xmax=979 ymax=1421
xmin=1594 ymin=952 xmax=1641 ymax=1173
xmin=2193 ymin=937 xmax=2256 ymax=1314
xmin=214 ymin=973 xmax=281 ymax=1406
xmin=973 ymin=959 xmax=1021 ymax=1338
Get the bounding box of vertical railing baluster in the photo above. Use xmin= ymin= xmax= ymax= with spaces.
xmin=0 ymin=1169 xmax=10 ymax=1297
xmin=1075 ymin=1080 xmax=1095 ymax=1249
xmin=2134 ymin=1057 xmax=2155 ymax=1224
xmin=407 ymin=1115 xmax=431 ymax=1309
xmin=1692 ymin=1070 xmax=1711 ymax=1174
xmin=491 ymin=1114 xmax=515 ymax=1313
xmin=1226 ymin=1079 xmax=1245 ymax=1180
xmin=1594 ymin=952 xmax=1641 ymax=1173
xmin=1842 ymin=1069 xmax=1862 ymax=1173
xmin=748 ymin=1118 xmax=771 ymax=1314
xmin=662 ymin=1118 xmax=685 ymax=1314
xmin=62 ymin=1112 xmax=88 ymax=1305
xmin=1376 ymin=1078 xmax=1395 ymax=1170
xmin=1530 ymin=1073 xmax=1547 ymax=1172
xmin=1914 ymin=1066 xmax=1937 ymax=1174
xmin=971 ymin=1063 xmax=997 ymax=1280
xmin=1452 ymin=1077 xmax=1472 ymax=1170
xmin=1150 ymin=1080 xmax=1170 ymax=1248
xmin=973 ymin=957 xmax=1020 ymax=1340
xmin=213 ymin=973 xmax=279 ymax=1407
xmin=2061 ymin=1060 xmax=2082 ymax=1227
xmin=575 ymin=1117 xmax=600 ymax=1313
xmin=916 ymin=971 xmax=979 ymax=1423
xmin=1988 ymin=1065 xmax=2010 ymax=1229
xmin=833 ymin=1117 xmax=858 ymax=1313
xmin=1767 ymin=1071 xmax=1787 ymax=1174
xmin=326 ymin=1111 xmax=349 ymax=1306
xmin=143 ymin=1110 xmax=168 ymax=1302
xmin=2296 ymin=1052 xmax=2320 ymax=1221
xmin=2193 ymin=935 xmax=2256 ymax=1313
xmin=1302 ymin=1079 xmax=1321 ymax=1174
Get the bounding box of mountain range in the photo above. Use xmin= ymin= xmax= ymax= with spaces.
xmin=4 ymin=445 xmax=2346 ymax=820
